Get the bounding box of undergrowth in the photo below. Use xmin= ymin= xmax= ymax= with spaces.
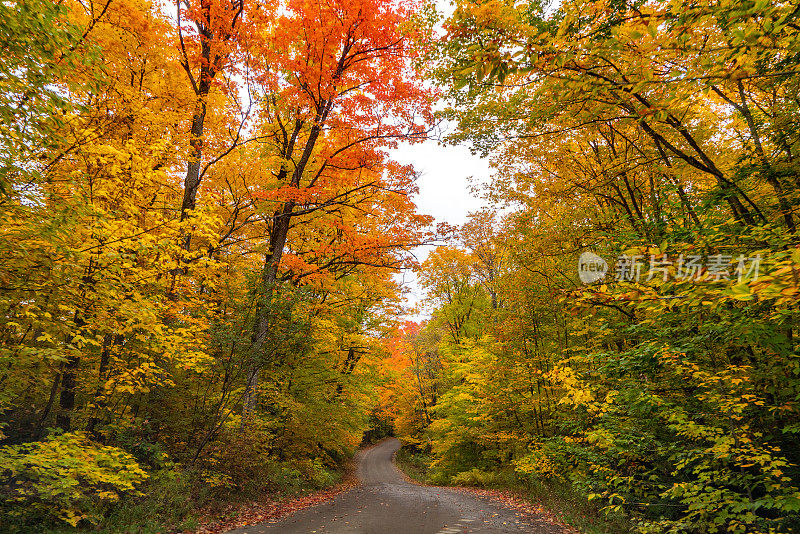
xmin=4 ymin=457 xmax=344 ymax=534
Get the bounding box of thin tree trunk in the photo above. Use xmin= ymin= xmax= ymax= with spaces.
xmin=653 ymin=137 xmax=702 ymax=227
xmin=56 ymin=354 xmax=79 ymax=431
xmin=734 ymin=81 xmax=795 ymax=233
xmin=38 ymin=364 xmax=62 ymax=432
xmin=180 ymin=95 xmax=209 ymax=251
xmin=176 ymin=0 xmax=243 ymax=248
xmin=241 ymin=98 xmax=333 ymax=424
xmin=56 ymin=300 xmax=89 ymax=432
xmin=336 ymin=347 xmax=361 ymax=396
xmin=86 ymin=333 xmax=120 ymax=436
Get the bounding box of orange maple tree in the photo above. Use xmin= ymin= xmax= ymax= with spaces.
xmin=236 ymin=0 xmax=436 ymax=415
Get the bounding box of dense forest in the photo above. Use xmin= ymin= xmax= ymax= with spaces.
xmin=384 ymin=1 xmax=800 ymax=533
xmin=0 ymin=0 xmax=433 ymax=530
xmin=1 ymin=0 xmax=800 ymax=533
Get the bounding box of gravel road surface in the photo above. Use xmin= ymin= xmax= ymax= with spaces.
xmin=226 ymin=438 xmax=563 ymax=534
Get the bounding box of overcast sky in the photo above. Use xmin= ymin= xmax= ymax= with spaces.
xmin=392 ymin=140 xmax=492 ymax=226
xmin=389 ymin=139 xmax=493 ymax=319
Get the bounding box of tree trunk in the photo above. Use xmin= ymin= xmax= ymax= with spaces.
xmin=241 ymin=100 xmax=331 ymax=425
xmin=240 ymin=199 xmax=294 ymax=421
xmin=86 ymin=333 xmax=121 ymax=437
xmin=734 ymin=81 xmax=795 ymax=233
xmin=56 ymin=354 xmax=79 ymax=431
xmin=56 ymin=303 xmax=89 ymax=432
xmin=180 ymin=77 xmax=211 ymax=251
xmin=38 ymin=364 xmax=62 ymax=433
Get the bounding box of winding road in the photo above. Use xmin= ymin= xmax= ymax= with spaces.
xmin=226 ymin=438 xmax=563 ymax=534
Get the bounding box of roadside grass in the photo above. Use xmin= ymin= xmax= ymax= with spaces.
xmin=394 ymin=447 xmax=433 ymax=484
xmin=393 ymin=445 xmax=633 ymax=534
xmin=521 ymin=477 xmax=632 ymax=534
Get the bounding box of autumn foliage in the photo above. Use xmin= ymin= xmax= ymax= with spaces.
xmin=3 ymin=0 xmax=800 ymax=532
xmin=0 ymin=0 xmax=432 ymax=529
xmin=382 ymin=1 xmax=800 ymax=533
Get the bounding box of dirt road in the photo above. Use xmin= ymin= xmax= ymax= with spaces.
xmin=225 ymin=438 xmax=563 ymax=534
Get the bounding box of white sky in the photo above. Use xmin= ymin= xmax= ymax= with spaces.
xmin=390 ymin=140 xmax=492 ymax=320
xmin=391 ymin=140 xmax=491 ymax=227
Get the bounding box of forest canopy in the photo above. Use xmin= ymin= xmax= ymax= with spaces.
xmin=1 ymin=0 xmax=800 ymax=533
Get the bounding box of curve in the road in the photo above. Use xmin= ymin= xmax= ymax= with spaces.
xmin=225 ymin=438 xmax=563 ymax=534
